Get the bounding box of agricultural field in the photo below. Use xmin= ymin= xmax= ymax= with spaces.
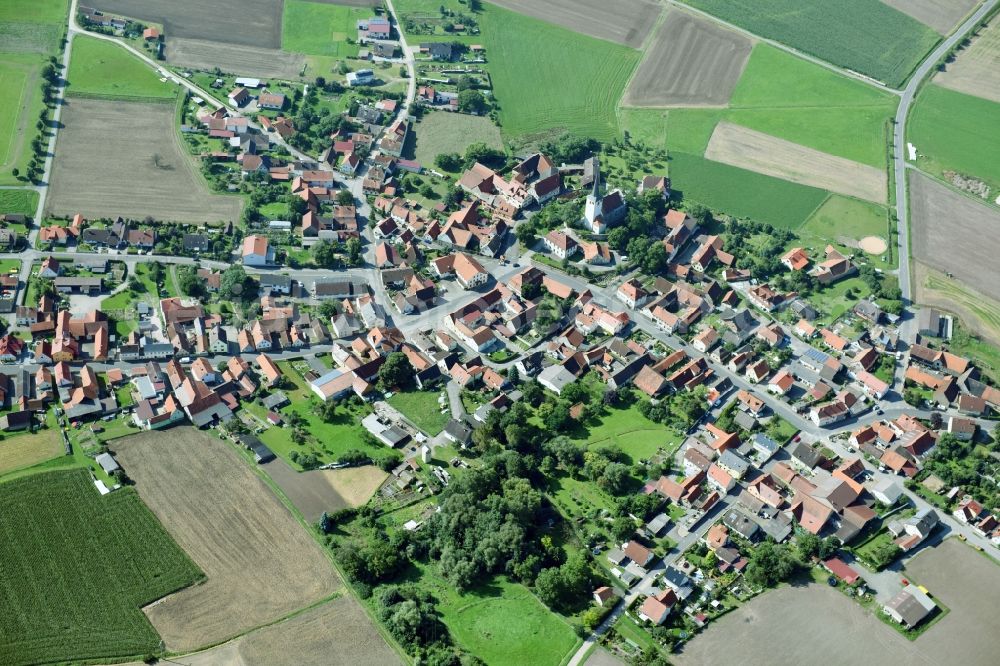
xmin=282 ymin=0 xmax=367 ymax=58
xmin=915 ymin=261 xmax=1000 ymax=348
xmin=909 ymin=84 xmax=1000 ymax=194
xmin=411 ymin=111 xmax=503 ymax=166
xmin=0 ymin=426 xmax=64 ymax=475
xmin=168 ymin=596 xmax=402 ymax=666
xmin=681 ymin=0 xmax=941 ymax=87
xmin=262 ymin=456 xmax=387 ymax=524
xmin=880 ymin=0 xmax=979 ymax=34
xmin=387 ymin=388 xmax=450 ymax=435
xmin=67 ymin=35 xmax=176 ymax=101
xmin=669 ymin=151 xmax=829 ymax=229
xmin=623 ymin=10 xmax=752 ymax=107
xmin=167 ymin=38 xmax=305 ymax=79
xmin=477 ymin=4 xmax=641 ymax=141
xmin=47 ymin=97 xmax=242 ymax=223
xmin=91 ymin=0 xmax=283 ymax=47
xmin=910 ymin=170 xmax=1000 ymax=302
xmin=0 ymin=188 xmax=38 ymax=216
xmin=487 ymin=0 xmax=661 ymax=48
xmin=704 ymin=121 xmax=887 ymax=203
xmin=113 ymin=429 xmax=342 ymax=653
xmin=0 ymin=469 xmax=202 ymax=666
xmin=936 ymin=16 xmax=1000 ymax=103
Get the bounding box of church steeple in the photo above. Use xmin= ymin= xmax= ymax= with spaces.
xmin=590 ymin=157 xmax=601 ymax=200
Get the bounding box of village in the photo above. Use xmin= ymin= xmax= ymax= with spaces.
xmin=2 ymin=1 xmax=1000 ymax=665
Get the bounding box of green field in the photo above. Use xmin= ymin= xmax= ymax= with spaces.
xmin=282 ymin=0 xmax=366 ymax=58
xmin=798 ymin=195 xmax=892 ymax=267
xmin=478 ymin=4 xmax=640 ymax=141
xmin=670 ymin=151 xmax=828 ymax=228
xmin=419 ymin=567 xmax=580 ymax=666
xmin=0 ymin=424 xmax=63 ymax=475
xmin=573 ymin=401 xmax=681 ymax=463
xmin=0 ymin=60 xmax=29 ymax=165
xmin=0 ymin=188 xmax=38 ymax=215
xmin=0 ymin=0 xmax=68 ymax=24
xmin=620 ymin=107 xmax=670 ymax=150
xmin=387 ymin=389 xmax=449 ymax=436
xmin=67 ymin=35 xmax=176 ymax=101
xmin=412 ymin=111 xmax=503 ymax=166
xmin=682 ymin=0 xmax=941 ymax=87
xmin=0 ymin=469 xmax=202 ymax=666
xmin=910 ymin=84 xmax=1000 ymax=192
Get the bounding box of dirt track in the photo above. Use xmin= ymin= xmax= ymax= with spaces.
xmin=167 ymin=38 xmax=305 ymax=79
xmin=910 ymin=170 xmax=1000 ymax=302
xmin=47 ymin=97 xmax=241 ymax=223
xmin=880 ymin=0 xmax=978 ymax=34
xmin=90 ymin=0 xmax=283 ymax=48
xmin=623 ymin=10 xmax=752 ymax=107
xmin=935 ymin=15 xmax=1000 ymax=103
xmin=705 ymin=121 xmax=887 ymax=203
xmin=113 ymin=429 xmax=342 ymax=653
xmin=487 ymin=0 xmax=661 ymax=48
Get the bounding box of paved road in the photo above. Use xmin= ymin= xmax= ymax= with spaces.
xmin=890 ymin=0 xmax=998 ymax=346
xmin=385 ymin=0 xmax=417 ymax=120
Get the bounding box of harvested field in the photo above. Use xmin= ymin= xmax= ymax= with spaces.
xmin=47 ymin=97 xmax=241 ymax=224
xmin=936 ymin=16 xmax=1000 ymax=103
xmin=163 ymin=596 xmax=400 ymax=666
xmin=623 ymin=10 xmax=752 ymax=108
xmin=113 ymin=428 xmax=342 ymax=653
xmin=167 ymin=37 xmax=305 ymax=79
xmin=705 ymin=121 xmax=887 ymax=203
xmin=915 ymin=261 xmax=1000 ymax=346
xmin=262 ymin=458 xmax=386 ymax=524
xmin=0 ymin=428 xmax=63 ymax=475
xmin=90 ymin=0 xmax=282 ymax=48
xmin=910 ymin=170 xmax=1000 ymax=302
xmin=487 ymin=0 xmax=661 ymax=48
xmin=880 ymin=0 xmax=978 ymax=34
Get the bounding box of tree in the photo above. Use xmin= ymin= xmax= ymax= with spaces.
xmin=336 ymin=189 xmax=355 ymax=205
xmin=435 ymin=152 xmax=463 ymax=172
xmin=311 ymin=239 xmax=340 ymax=268
xmin=176 ymin=265 xmax=204 ymax=298
xmin=903 ymin=387 xmax=925 ymax=407
xmin=744 ymin=542 xmax=799 ymax=589
xmin=507 ymin=365 xmax=519 ymax=386
xmin=220 ymin=264 xmax=253 ymax=302
xmin=463 ymin=142 xmax=505 ymax=168
xmin=345 ymin=237 xmax=362 ymax=266
xmin=457 ymin=89 xmax=488 ymax=115
xmin=378 ymin=352 xmax=415 ymax=391
xmin=317 ymin=300 xmax=339 ymax=319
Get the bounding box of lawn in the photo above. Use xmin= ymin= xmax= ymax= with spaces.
xmin=0 ymin=468 xmax=202 ymax=666
xmin=477 ymin=4 xmax=640 ymax=141
xmin=682 ymin=0 xmax=941 ymax=87
xmin=0 ymin=59 xmax=29 ymax=167
xmin=910 ymin=84 xmax=1000 ymax=193
xmin=0 ymin=188 xmax=37 ymax=216
xmin=67 ymin=35 xmax=176 ymax=101
xmin=418 ymin=566 xmax=580 ymax=666
xmin=799 ymin=195 xmax=889 ymax=242
xmin=0 ymin=422 xmax=63 ymax=475
xmin=0 ymin=52 xmax=49 ymax=185
xmin=387 ymin=388 xmax=449 ymax=435
xmin=412 ymin=111 xmax=503 ymax=167
xmin=669 ymin=151 xmax=829 ymax=229
xmin=281 ymin=0 xmax=366 ymax=58
xmin=809 ymin=276 xmax=875 ymax=325
xmin=572 ymin=401 xmax=681 ymax=464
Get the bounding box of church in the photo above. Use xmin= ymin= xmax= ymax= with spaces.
xmin=582 ymin=158 xmax=627 ymax=234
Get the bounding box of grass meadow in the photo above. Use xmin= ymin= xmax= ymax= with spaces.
xmin=67 ymin=35 xmax=175 ymax=101
xmin=281 ymin=0 xmax=366 ymax=58
xmin=412 ymin=111 xmax=503 ymax=165
xmin=682 ymin=0 xmax=940 ymax=87
xmin=0 ymin=469 xmax=201 ymax=666
xmin=478 ymin=4 xmax=640 ymax=142
xmin=0 ymin=188 xmax=38 ymax=215
xmin=571 ymin=401 xmax=682 ymax=463
xmin=0 ymin=0 xmax=68 ymax=24
xmin=799 ymin=194 xmax=892 ymax=256
xmin=386 ymin=388 xmax=449 ymax=436
xmin=909 ymin=84 xmax=1000 ymax=192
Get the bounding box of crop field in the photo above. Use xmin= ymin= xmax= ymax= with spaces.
xmin=0 ymin=188 xmax=38 ymax=216
xmin=412 ymin=111 xmax=503 ymax=166
xmin=113 ymin=429 xmax=342 ymax=653
xmin=910 ymin=84 xmax=1000 ymax=192
xmin=880 ymin=0 xmax=978 ymax=34
xmin=910 ymin=170 xmax=1000 ymax=303
xmin=0 ymin=426 xmax=63 ymax=475
xmin=262 ymin=457 xmax=387 ymax=523
xmin=681 ymin=0 xmax=941 ymax=87
xmin=167 ymin=38 xmax=305 ymax=80
xmin=91 ymin=0 xmax=283 ymax=48
xmin=173 ymin=596 xmax=401 ymax=666
xmin=282 ymin=0 xmax=366 ymax=58
xmin=670 ymin=151 xmax=828 ymax=228
xmin=915 ymin=261 xmax=1000 ymax=347
xmin=705 ymin=122 xmax=887 ymax=202
xmin=67 ymin=35 xmax=175 ymax=101
xmin=623 ymin=10 xmax=752 ymax=108
xmin=487 ymin=0 xmax=661 ymax=48
xmin=47 ymin=97 xmax=241 ymax=223
xmin=936 ymin=16 xmax=1000 ymax=103
xmin=478 ymin=4 xmax=641 ymax=141
xmin=0 ymin=469 xmax=201 ymax=666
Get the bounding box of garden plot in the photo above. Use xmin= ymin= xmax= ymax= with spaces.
xmin=705 ymin=121 xmax=887 ymax=203
xmin=113 ymin=428 xmax=342 ymax=653
xmin=623 ymin=10 xmax=752 ymax=108
xmin=487 ymin=0 xmax=661 ymax=48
